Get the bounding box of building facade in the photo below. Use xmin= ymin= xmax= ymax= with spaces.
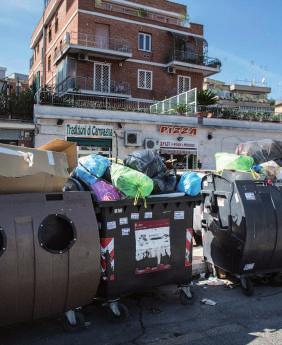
xmin=0 ymin=68 xmax=34 ymax=147
xmin=203 ymin=78 xmax=274 ymax=113
xmin=29 ymin=0 xmax=221 ymax=103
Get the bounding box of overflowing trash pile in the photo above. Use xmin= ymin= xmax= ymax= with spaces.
xmin=215 ymin=139 xmax=282 ymax=181
xmin=70 ymin=149 xmax=202 ymax=202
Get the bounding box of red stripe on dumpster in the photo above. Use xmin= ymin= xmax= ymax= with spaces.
xmin=100 ymin=238 xmax=115 ymax=281
xmin=185 ymin=228 xmax=193 ymax=267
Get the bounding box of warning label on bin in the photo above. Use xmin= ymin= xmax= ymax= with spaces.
xmin=100 ymin=238 xmax=115 ymax=281
xmin=135 ymin=219 xmax=171 ymax=275
xmin=185 ymin=228 xmax=193 ymax=267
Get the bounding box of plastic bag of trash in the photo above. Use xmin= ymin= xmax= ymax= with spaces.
xmin=110 ymin=163 xmax=154 ymax=201
xmin=153 ymin=174 xmax=177 ymax=194
xmin=73 ymin=165 xmax=97 ymax=186
xmin=79 ymin=154 xmax=110 ymax=178
xmin=176 ymin=172 xmax=201 ymax=196
xmin=125 ymin=149 xmax=167 ymax=178
xmin=260 ymin=161 xmax=281 ymax=179
xmin=215 ymin=153 xmax=254 ymax=172
xmin=91 ymin=180 xmax=122 ymax=202
xmin=236 ymin=140 xmax=282 ymax=165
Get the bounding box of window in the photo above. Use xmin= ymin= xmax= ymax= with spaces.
xmin=48 ymin=26 xmax=52 ymax=43
xmin=138 ymin=33 xmax=152 ymax=52
xmin=55 ymin=16 xmax=59 ymax=33
xmin=48 ymin=55 xmax=51 ymax=72
xmin=54 ymin=47 xmax=58 ymax=59
xmin=178 ymin=76 xmax=191 ymax=94
xmin=138 ymin=70 xmax=152 ymax=90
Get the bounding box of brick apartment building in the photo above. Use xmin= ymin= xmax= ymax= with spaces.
xmin=29 ymin=0 xmax=221 ymax=103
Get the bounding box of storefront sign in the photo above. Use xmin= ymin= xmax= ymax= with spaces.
xmin=160 ymin=140 xmax=196 ymax=149
xmin=66 ymin=124 xmax=113 ymax=138
xmin=160 ymin=126 xmax=197 ymax=136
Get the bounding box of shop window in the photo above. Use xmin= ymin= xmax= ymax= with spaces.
xmin=138 ymin=33 xmax=152 ymax=52
xmin=177 ymin=75 xmax=191 ymax=94
xmin=138 ymin=69 xmax=152 ymax=90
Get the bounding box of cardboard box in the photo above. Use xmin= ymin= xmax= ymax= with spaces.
xmin=0 ymin=140 xmax=77 ymax=194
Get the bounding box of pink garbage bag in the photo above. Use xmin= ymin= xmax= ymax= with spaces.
xmin=91 ymin=180 xmax=122 ymax=202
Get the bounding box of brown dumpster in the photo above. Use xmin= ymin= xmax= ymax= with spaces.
xmin=0 ymin=191 xmax=100 ymax=327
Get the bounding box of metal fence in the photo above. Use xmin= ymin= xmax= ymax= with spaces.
xmin=150 ymin=88 xmax=197 ymax=116
xmin=36 ymin=90 xmax=152 ymax=113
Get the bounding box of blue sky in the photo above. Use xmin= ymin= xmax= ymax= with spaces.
xmin=0 ymin=0 xmax=281 ymax=99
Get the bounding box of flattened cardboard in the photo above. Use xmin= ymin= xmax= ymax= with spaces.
xmin=0 ymin=139 xmax=77 ymax=194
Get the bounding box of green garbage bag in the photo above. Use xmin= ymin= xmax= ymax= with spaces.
xmin=110 ymin=163 xmax=154 ymax=201
xmin=215 ymin=153 xmax=254 ymax=172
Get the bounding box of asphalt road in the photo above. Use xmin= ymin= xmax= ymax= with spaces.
xmin=1 ymin=279 xmax=282 ymax=345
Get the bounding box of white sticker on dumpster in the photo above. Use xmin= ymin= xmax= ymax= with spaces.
xmin=119 ymin=217 xmax=128 ymax=225
xmin=122 ymin=228 xmax=130 ymax=236
xmin=114 ymin=208 xmax=123 ymax=214
xmin=245 ymin=192 xmax=256 ymax=201
xmin=135 ymin=219 xmax=171 ymax=275
xmin=131 ymin=213 xmax=140 ymax=220
xmin=235 ymin=193 xmax=239 ymax=203
xmin=144 ymin=212 xmax=153 ymax=219
xmin=174 ymin=211 xmax=185 ymax=220
xmin=107 ymin=221 xmax=117 ymax=230
xmin=244 ymin=263 xmax=255 ymax=271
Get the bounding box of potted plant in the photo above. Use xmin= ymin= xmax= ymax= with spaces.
xmin=197 ymin=89 xmax=217 ymax=117
xmin=175 ymin=103 xmax=189 ymax=116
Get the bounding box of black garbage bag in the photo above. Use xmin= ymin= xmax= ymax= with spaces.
xmin=125 ymin=149 xmax=167 ymax=178
xmin=236 ymin=140 xmax=282 ymax=165
xmin=153 ymin=174 xmax=177 ymax=194
xmin=63 ymin=177 xmax=87 ymax=192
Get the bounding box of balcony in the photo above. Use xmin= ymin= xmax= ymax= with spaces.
xmin=36 ymin=90 xmax=152 ymax=113
xmin=95 ymin=1 xmax=189 ymax=28
xmin=54 ymin=32 xmax=132 ymax=64
xmin=56 ymin=76 xmax=131 ymax=98
xmin=167 ymin=50 xmax=221 ymax=77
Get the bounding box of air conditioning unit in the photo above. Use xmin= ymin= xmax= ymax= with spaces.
xmin=63 ymin=32 xmax=70 ymax=44
xmin=167 ymin=66 xmax=176 ymax=74
xmin=144 ymin=138 xmax=160 ymax=150
xmin=125 ymin=131 xmax=142 ymax=147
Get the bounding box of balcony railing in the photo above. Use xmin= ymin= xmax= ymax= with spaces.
xmin=54 ymin=32 xmax=132 ymax=62
xmin=35 ymin=89 xmax=152 ymax=113
xmin=171 ymin=51 xmax=221 ymax=69
xmin=56 ymin=76 xmax=131 ymax=96
xmin=95 ymin=1 xmax=189 ymax=27
xmin=150 ymin=89 xmax=197 ymax=116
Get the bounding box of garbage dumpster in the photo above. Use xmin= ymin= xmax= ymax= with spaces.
xmin=0 ymin=192 xmax=100 ymax=329
xmin=94 ymin=193 xmax=201 ymax=318
xmin=202 ymin=171 xmax=282 ymax=295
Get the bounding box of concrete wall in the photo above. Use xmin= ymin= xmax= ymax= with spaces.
xmin=35 ymin=105 xmax=282 ymax=169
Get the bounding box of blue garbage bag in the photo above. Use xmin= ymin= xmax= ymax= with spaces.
xmin=73 ymin=165 xmax=97 ymax=186
xmin=177 ymin=172 xmax=201 ymax=196
xmin=79 ymin=154 xmax=110 ymax=178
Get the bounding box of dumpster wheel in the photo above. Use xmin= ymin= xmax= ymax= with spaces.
xmin=179 ymin=286 xmax=194 ymax=305
xmin=63 ymin=309 xmax=85 ymax=333
xmin=107 ymin=301 xmax=129 ymax=322
xmin=240 ymin=277 xmax=254 ymax=296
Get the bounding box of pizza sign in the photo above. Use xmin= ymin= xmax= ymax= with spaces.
xmin=160 ymin=126 xmax=197 ymax=136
